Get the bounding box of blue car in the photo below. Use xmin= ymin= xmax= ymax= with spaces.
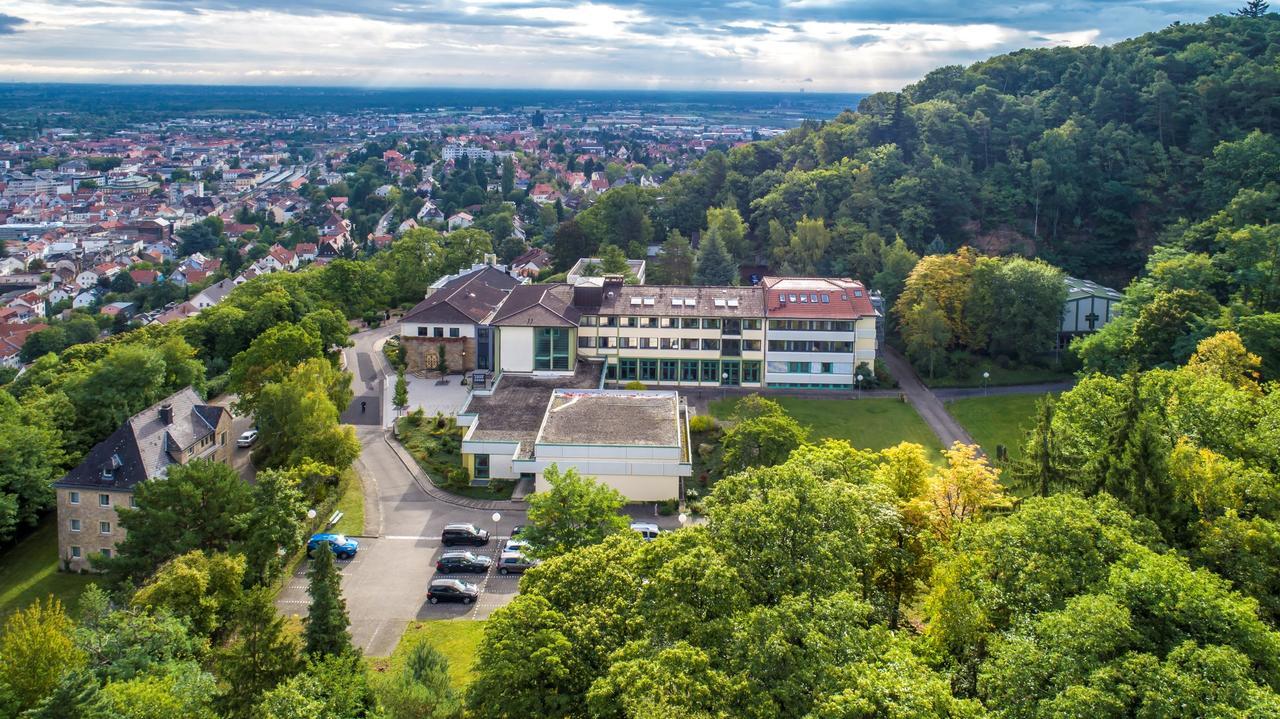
xmin=307 ymin=533 xmax=359 ymax=560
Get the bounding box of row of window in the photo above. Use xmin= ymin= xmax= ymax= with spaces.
xmin=767 ymin=319 xmax=858 ymax=332
xmin=417 ymin=326 xmax=463 ymax=338
xmin=613 ymin=359 xmax=763 ymax=385
xmin=767 ymin=340 xmax=856 ymax=353
xmin=534 ymin=328 xmax=572 ymax=371
xmin=69 ymin=519 xmax=114 ymax=534
xmin=766 ymin=361 xmax=855 ymax=375
xmin=67 ymin=546 xmax=110 ymax=560
xmin=579 ymin=336 xmax=761 ymax=352
xmin=582 ymin=316 xmax=762 ymax=331
xmin=67 ymin=491 xmax=131 ymax=508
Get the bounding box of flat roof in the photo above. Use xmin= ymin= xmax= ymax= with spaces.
xmin=463 ymin=362 xmax=603 ymax=450
xmin=536 ymin=390 xmax=681 ymax=447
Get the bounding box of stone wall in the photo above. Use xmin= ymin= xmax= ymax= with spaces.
xmin=404 ymin=336 xmax=476 ymax=374
xmin=56 ymin=487 xmax=133 ymax=572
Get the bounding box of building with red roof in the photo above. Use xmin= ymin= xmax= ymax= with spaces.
xmin=759 ymin=276 xmax=879 ymax=389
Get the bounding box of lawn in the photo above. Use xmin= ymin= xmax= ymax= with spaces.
xmin=396 ymin=416 xmax=514 ymax=501
xmin=331 ymin=468 xmax=366 ymax=536
xmin=923 ymin=366 xmax=1073 ymax=389
xmin=368 ymin=619 xmax=487 ymax=690
xmin=946 ymin=393 xmax=1058 ymax=462
xmin=709 ymin=396 xmax=942 ymax=453
xmin=0 ymin=519 xmax=94 ymax=617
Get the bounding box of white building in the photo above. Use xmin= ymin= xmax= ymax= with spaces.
xmin=442 ymin=145 xmax=495 ymax=163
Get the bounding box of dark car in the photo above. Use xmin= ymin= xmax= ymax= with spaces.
xmin=427 ymin=578 xmax=480 ymax=605
xmin=306 ymin=533 xmax=359 ymax=560
xmin=441 ymin=523 xmax=490 ymax=547
xmin=436 ymin=551 xmax=492 ymax=574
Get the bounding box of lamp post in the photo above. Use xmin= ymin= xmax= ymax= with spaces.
xmin=855 ymin=373 xmax=863 ymax=399
xmin=678 ymin=512 xmax=688 ymax=526
xmin=982 ymin=371 xmax=990 ymax=396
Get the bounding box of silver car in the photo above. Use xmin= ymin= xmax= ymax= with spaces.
xmin=496 ymin=551 xmax=540 ymax=575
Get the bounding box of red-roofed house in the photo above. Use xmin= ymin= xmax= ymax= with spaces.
xmin=129 ymin=270 xmax=159 ymax=286
xmin=760 ymin=276 xmax=879 ymax=389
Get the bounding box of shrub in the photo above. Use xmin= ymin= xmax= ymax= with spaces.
xmin=688 ymin=414 xmax=717 ymax=433
xmin=657 ymin=499 xmax=678 ymax=516
xmin=624 ymin=380 xmax=647 ymax=390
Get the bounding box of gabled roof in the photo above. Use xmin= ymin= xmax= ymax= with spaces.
xmin=761 ymin=276 xmax=877 ymax=319
xmin=402 ymin=265 xmax=520 ymax=326
xmin=55 ymin=387 xmax=227 ymax=492
xmin=491 ymin=284 xmax=579 ymax=327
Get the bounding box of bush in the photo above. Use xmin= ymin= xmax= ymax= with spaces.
xmin=657 ymin=499 xmax=678 ymax=516
xmin=623 ymin=380 xmax=647 ymax=390
xmin=873 ymin=358 xmax=897 ymax=388
xmin=204 ymin=372 xmax=231 ymax=399
xmin=688 ymin=414 xmax=717 ymax=433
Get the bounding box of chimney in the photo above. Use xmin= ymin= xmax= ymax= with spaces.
xmin=158 ymin=403 xmax=173 ymax=425
xmin=602 ymin=273 xmax=625 ymax=288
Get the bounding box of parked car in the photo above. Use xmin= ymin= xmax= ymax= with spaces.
xmin=502 ymin=538 xmax=530 ymax=554
xmin=441 ymin=523 xmax=490 ymax=547
xmin=497 ymin=551 xmax=540 ymax=575
xmin=436 ymin=551 xmax=492 ymax=574
xmin=631 ymin=522 xmax=661 ymax=541
xmin=307 ymin=533 xmax=359 ymax=560
xmin=510 ymin=524 xmax=526 ymax=537
xmin=427 ymin=578 xmax=480 ymax=605
xmin=236 ymin=429 xmax=259 ymax=448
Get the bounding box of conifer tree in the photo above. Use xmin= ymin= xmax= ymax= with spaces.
xmin=21 ymin=670 xmax=112 ymax=719
xmin=1011 ymin=395 xmax=1066 ymax=498
xmin=216 ymin=587 xmax=303 ymax=719
xmin=303 ymin=544 xmax=353 ymax=658
xmin=693 ymin=233 xmax=736 ymax=286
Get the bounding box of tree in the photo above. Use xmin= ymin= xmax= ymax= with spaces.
xmin=100 ymin=662 xmax=219 ymax=719
xmin=238 ymin=469 xmax=307 ymax=584
xmin=394 ymin=368 xmax=409 ymax=415
xmin=1010 ymin=395 xmax=1067 ymax=497
xmin=901 ymin=294 xmax=951 ymax=378
xmin=227 ymin=322 xmax=323 ymax=414
xmin=553 ymin=219 xmax=590 ymax=271
xmin=785 ymin=217 xmax=832 ymax=275
xmin=21 ymin=669 xmax=113 ymax=719
xmin=75 ymin=585 xmax=208 ymax=683
xmin=0 ymin=390 xmax=65 ymax=542
xmin=704 ymin=205 xmax=748 ymax=261
xmin=598 ymin=244 xmax=629 ymax=275
xmin=1185 ymin=331 xmax=1262 ymax=391
xmin=520 ymin=465 xmax=630 ymax=559
xmin=0 ymin=597 xmax=83 ymax=712
xmin=303 ymin=544 xmax=353 ymax=659
xmin=871 ymin=236 xmax=919 ymax=306
xmin=720 ymin=412 xmax=808 ymax=476
xmin=215 ymin=587 xmax=303 ymax=719
xmin=253 ymin=359 xmax=359 ymax=472
xmin=693 ymin=232 xmax=736 ymax=286
xmin=130 ymin=551 xmax=246 ymax=640
xmin=378 ymin=639 xmax=463 ymax=719
xmin=501 ymin=155 xmax=515 ymax=197
xmin=912 ymin=442 xmax=1008 ymax=542
xmin=1233 ymin=0 xmax=1270 ymax=17
xmin=255 ymin=653 xmax=375 ymax=719
xmin=107 ymin=460 xmax=253 ymax=584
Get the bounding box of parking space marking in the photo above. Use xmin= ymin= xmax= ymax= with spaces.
xmin=386 ymin=535 xmax=511 ymax=541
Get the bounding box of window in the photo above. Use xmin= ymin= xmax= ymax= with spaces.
xmin=681 ymin=338 xmax=700 ymax=350
xmin=618 ymin=358 xmax=638 ymax=381
xmin=474 ymin=455 xmax=490 ymax=480
xmin=639 ymin=359 xmax=658 ymax=382
xmin=788 ymin=362 xmax=811 ymax=373
xmin=681 ymin=361 xmax=700 ymax=382
xmin=623 ymin=317 xmax=638 ymax=328
xmin=619 ymin=336 xmax=636 ymax=349
xmin=681 ymin=318 xmax=699 ymax=329
xmin=638 ymin=337 xmax=656 ymax=350
xmin=417 ymin=326 xmax=430 ymax=337
xmin=742 ymin=339 xmax=761 ymax=352
xmin=660 ymin=360 xmax=678 ymax=382
xmin=433 ymin=327 xmax=444 ymax=338
xmin=534 ymin=328 xmax=571 ymax=371
xmin=219 ymin=432 xmax=226 ymax=446
xmin=99 ymin=521 xmax=111 ymax=534
xmin=742 ymin=361 xmax=761 ymax=384
xmin=99 ymin=494 xmax=110 ymax=507
xmin=701 ymin=318 xmax=721 ymax=330
xmin=600 ymin=336 xmax=616 ymax=349
xmin=821 ymin=294 xmax=830 ymax=303
xmin=70 ymin=519 xmax=81 ymax=533
xmin=767 ymin=361 xmax=788 ymax=374
xmin=70 ymin=546 xmax=81 ymax=559
xmin=742 ymin=319 xmax=761 ymax=331
xmin=701 ymin=360 xmax=719 ymax=383
xmin=578 ymin=336 xmax=596 ymax=349
xmin=69 ymin=491 xmax=79 ymax=505
xmin=822 ymin=362 xmax=834 ymax=373
xmin=130 ymin=496 xmax=138 ymax=508
xmin=701 ymin=339 xmax=720 ymax=351
xmin=101 ymin=549 xmax=111 ymax=559
xmin=642 ymin=317 xmax=659 ymax=328
xmin=449 ymin=327 xmax=460 ymax=338
xmin=603 ymin=316 xmax=619 ymax=328
xmin=660 ymin=317 xmax=675 ymax=328
xmin=660 ymin=338 xmax=677 ymax=350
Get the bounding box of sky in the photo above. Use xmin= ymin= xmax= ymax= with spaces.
xmin=0 ymin=0 xmax=1242 ymax=92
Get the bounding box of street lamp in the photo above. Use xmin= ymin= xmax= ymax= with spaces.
xmin=491 ymin=512 xmax=502 ymax=524
xmin=306 ymin=508 xmax=317 ymax=520
xmin=678 ymin=513 xmax=688 ymax=526
xmin=855 ymin=373 xmax=863 ymax=399
xmin=982 ymin=371 xmax=990 ymax=396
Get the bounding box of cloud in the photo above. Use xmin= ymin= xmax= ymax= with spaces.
xmin=0 ymin=0 xmax=1244 ymax=90
xmin=0 ymin=13 xmax=26 ymax=34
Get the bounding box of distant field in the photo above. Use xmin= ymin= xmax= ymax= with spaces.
xmin=946 ymin=393 xmax=1057 ymax=462
xmin=369 ymin=619 xmax=487 ymax=690
xmin=0 ymin=519 xmax=94 ymax=617
xmin=709 ymin=397 xmax=941 ymax=454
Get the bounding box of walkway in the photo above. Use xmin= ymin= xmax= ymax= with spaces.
xmin=882 ymin=346 xmax=976 ymax=450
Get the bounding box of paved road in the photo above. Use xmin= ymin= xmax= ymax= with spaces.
xmin=279 ymin=324 xmax=529 ymax=656
xmin=882 ymin=346 xmax=977 ymax=450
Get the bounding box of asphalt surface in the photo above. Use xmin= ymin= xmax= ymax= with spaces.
xmin=881 ymin=346 xmax=977 ymax=450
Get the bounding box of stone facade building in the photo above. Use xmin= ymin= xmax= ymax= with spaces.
xmin=54 ymin=387 xmax=233 ymax=571
xmin=400 ymin=263 xmax=522 ymax=375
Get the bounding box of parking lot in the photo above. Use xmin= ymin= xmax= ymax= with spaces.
xmin=277 ymin=525 xmax=525 ymax=656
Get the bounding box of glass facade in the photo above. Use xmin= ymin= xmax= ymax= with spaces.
xmin=534 ymin=328 xmax=571 ymax=370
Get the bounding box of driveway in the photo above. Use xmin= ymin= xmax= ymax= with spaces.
xmin=882 ymin=346 xmax=977 ymax=450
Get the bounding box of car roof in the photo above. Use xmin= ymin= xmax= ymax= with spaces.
xmin=440 ymin=550 xmax=478 ymax=558
xmin=630 ymin=522 xmax=660 ymax=530
xmin=443 ymin=523 xmax=479 ymax=531
xmin=429 ymin=578 xmax=475 ymax=588
xmin=499 ymin=551 xmax=530 ymax=559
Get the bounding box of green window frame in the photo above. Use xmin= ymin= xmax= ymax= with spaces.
xmin=639 ymin=359 xmax=658 ymax=382
xmin=680 ymin=360 xmax=699 ymax=382
xmin=742 ymin=361 xmax=761 ymax=384
xmin=618 ymin=358 xmax=638 ymax=380
xmin=534 ymin=328 xmax=571 ymax=371
xmin=660 ymin=360 xmax=679 ymax=382
xmin=474 ymin=454 xmax=490 ymax=480
xmin=700 ymin=360 xmax=719 ymax=383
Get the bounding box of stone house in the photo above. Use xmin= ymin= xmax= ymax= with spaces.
xmin=400 ymin=264 xmax=521 ymax=374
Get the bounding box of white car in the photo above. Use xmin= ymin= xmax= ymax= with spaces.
xmin=236 ymin=429 xmax=259 ymax=448
xmin=503 ymin=538 xmax=530 ymax=554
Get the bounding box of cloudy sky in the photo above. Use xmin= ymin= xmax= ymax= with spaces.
xmin=0 ymin=1 xmax=1240 ymax=91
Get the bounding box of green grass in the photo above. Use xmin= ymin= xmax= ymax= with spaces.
xmin=368 ymin=620 xmax=487 ymax=689
xmin=946 ymin=393 xmax=1058 ymax=462
xmin=332 ymin=468 xmax=366 ymax=536
xmin=923 ymin=366 xmax=1073 ymax=389
xmin=0 ymin=519 xmax=94 ymax=617
xmin=709 ymin=397 xmax=942 ymax=453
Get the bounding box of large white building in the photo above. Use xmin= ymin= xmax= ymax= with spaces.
xmin=441 ymin=144 xmax=495 ymax=163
